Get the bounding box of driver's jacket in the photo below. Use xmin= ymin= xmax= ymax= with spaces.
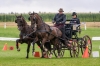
xmin=70 ymin=18 xmax=80 ymax=25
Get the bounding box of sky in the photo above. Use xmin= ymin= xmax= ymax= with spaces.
xmin=0 ymin=0 xmax=100 ymax=13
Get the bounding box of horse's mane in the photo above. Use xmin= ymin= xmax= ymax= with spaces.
xmin=34 ymin=13 xmax=44 ymax=22
xmin=21 ymin=16 xmax=27 ymax=24
xmin=34 ymin=13 xmax=51 ymax=30
xmin=33 ymin=13 xmax=44 ymax=23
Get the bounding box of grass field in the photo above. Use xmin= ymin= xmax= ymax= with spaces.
xmin=0 ymin=26 xmax=100 ymax=66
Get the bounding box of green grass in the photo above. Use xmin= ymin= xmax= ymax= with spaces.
xmin=0 ymin=27 xmax=19 ymax=37
xmin=0 ymin=41 xmax=100 ymax=66
xmin=0 ymin=27 xmax=100 ymax=66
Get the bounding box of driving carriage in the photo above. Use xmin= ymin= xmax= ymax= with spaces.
xmin=27 ymin=12 xmax=92 ymax=58
xmin=52 ymin=22 xmax=92 ymax=58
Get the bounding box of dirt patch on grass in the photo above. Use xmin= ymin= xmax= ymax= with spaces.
xmin=0 ymin=22 xmax=100 ymax=27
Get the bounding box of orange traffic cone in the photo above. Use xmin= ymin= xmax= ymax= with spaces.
xmin=88 ymin=40 xmax=90 ymax=44
xmin=34 ymin=52 xmax=40 ymax=57
xmin=2 ymin=43 xmax=8 ymax=51
xmin=82 ymin=46 xmax=89 ymax=58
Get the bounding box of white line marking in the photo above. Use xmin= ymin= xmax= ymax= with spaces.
xmin=92 ymin=37 xmax=100 ymax=40
xmin=0 ymin=37 xmax=19 ymax=41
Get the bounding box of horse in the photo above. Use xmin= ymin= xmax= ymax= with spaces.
xmin=15 ymin=14 xmax=44 ymax=58
xmin=28 ymin=12 xmax=64 ymax=58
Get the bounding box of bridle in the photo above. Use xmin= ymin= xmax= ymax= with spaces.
xmin=15 ymin=16 xmax=26 ymax=31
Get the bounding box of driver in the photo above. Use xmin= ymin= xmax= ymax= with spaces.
xmin=70 ymin=12 xmax=80 ymax=25
xmin=52 ymin=8 xmax=66 ymax=40
xmin=70 ymin=12 xmax=81 ymax=34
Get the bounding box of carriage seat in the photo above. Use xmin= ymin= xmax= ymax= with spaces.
xmin=65 ymin=23 xmax=80 ymax=38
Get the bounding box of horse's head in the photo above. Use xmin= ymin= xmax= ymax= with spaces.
xmin=28 ymin=12 xmax=42 ymax=29
xmin=28 ymin=12 xmax=36 ymax=29
xmin=15 ymin=14 xmax=26 ymax=31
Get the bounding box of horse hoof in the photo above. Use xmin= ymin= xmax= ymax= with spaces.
xmin=48 ymin=54 xmax=52 ymax=58
xmin=44 ymin=48 xmax=48 ymax=52
xmin=43 ymin=52 xmax=46 ymax=55
xmin=49 ymin=55 xmax=52 ymax=58
xmin=17 ymin=48 xmax=20 ymax=51
xmin=32 ymin=52 xmax=35 ymax=56
xmin=57 ymin=56 xmax=60 ymax=58
xmin=26 ymin=57 xmax=28 ymax=59
xmin=44 ymin=55 xmax=48 ymax=58
xmin=41 ymin=56 xmax=45 ymax=58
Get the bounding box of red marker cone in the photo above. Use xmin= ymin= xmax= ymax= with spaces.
xmin=34 ymin=52 xmax=40 ymax=57
xmin=9 ymin=46 xmax=14 ymax=50
xmin=82 ymin=46 xmax=89 ymax=58
xmin=2 ymin=43 xmax=8 ymax=51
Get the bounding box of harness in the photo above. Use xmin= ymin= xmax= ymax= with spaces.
xmin=33 ymin=15 xmax=52 ymax=36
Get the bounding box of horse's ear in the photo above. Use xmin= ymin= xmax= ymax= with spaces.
xmin=21 ymin=14 xmax=22 ymax=16
xmin=33 ymin=11 xmax=35 ymax=14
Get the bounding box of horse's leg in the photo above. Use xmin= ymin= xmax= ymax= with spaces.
xmin=40 ymin=38 xmax=47 ymax=56
xmin=49 ymin=43 xmax=52 ymax=58
xmin=57 ymin=40 xmax=62 ymax=58
xmin=55 ymin=39 xmax=61 ymax=58
xmin=37 ymin=41 xmax=45 ymax=58
xmin=32 ymin=42 xmax=35 ymax=56
xmin=26 ymin=42 xmax=31 ymax=58
xmin=57 ymin=47 xmax=61 ymax=58
xmin=45 ymin=42 xmax=52 ymax=58
xmin=29 ymin=37 xmax=38 ymax=56
xmin=16 ymin=39 xmax=20 ymax=51
xmin=44 ymin=42 xmax=49 ymax=52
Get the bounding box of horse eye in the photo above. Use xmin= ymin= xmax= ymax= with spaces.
xmin=28 ymin=17 xmax=30 ymax=21
xmin=15 ymin=20 xmax=17 ymax=23
xmin=20 ymin=21 xmax=22 ymax=22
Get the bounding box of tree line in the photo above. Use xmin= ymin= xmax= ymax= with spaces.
xmin=0 ymin=13 xmax=100 ymax=22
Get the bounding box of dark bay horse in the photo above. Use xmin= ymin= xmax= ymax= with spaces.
xmin=28 ymin=12 xmax=63 ymax=58
xmin=15 ymin=14 xmax=44 ymax=58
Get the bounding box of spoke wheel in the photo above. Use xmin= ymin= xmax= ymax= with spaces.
xmin=53 ymin=43 xmax=65 ymax=58
xmin=70 ymin=40 xmax=79 ymax=57
xmin=81 ymin=35 xmax=92 ymax=57
xmin=46 ymin=50 xmax=53 ymax=58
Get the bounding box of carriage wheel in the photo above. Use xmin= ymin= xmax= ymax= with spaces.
xmin=53 ymin=47 xmax=65 ymax=58
xmin=46 ymin=50 xmax=53 ymax=58
xmin=53 ymin=43 xmax=65 ymax=58
xmin=81 ymin=35 xmax=92 ymax=56
xmin=70 ymin=40 xmax=79 ymax=57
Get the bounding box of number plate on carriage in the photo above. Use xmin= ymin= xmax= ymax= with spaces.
xmin=73 ymin=25 xmax=77 ymax=30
